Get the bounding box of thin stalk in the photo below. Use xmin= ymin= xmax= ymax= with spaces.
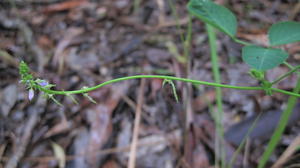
xmin=233 ymin=38 xmax=252 ymax=46
xmin=271 ymin=65 xmax=300 ymax=85
xmin=206 ymin=24 xmax=226 ymax=167
xmin=258 ymin=75 xmax=300 ymax=168
xmin=37 ymin=75 xmax=300 ymax=97
xmin=284 ymin=62 xmax=295 ymax=70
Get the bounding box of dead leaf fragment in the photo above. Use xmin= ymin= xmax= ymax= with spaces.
xmin=51 ymin=142 xmax=66 ymax=168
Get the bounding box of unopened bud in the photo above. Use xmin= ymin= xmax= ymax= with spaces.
xmin=28 ymin=89 xmax=34 ymax=101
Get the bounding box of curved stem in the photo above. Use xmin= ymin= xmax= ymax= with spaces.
xmin=37 ymin=75 xmax=300 ymax=97
xmin=271 ymin=87 xmax=300 ymax=97
xmin=233 ymin=38 xmax=252 ymax=46
xmin=284 ymin=61 xmax=295 ymax=70
xmin=271 ymin=65 xmax=300 ymax=85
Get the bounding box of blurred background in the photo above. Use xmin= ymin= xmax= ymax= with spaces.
xmin=0 ymin=0 xmax=300 ymax=167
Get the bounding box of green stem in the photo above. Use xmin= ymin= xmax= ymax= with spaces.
xmin=206 ymin=24 xmax=226 ymax=167
xmin=258 ymin=75 xmax=300 ymax=168
xmin=271 ymin=65 xmax=300 ymax=85
xmin=37 ymin=75 xmax=300 ymax=97
xmin=233 ymin=38 xmax=252 ymax=46
xmin=228 ymin=112 xmax=263 ymax=168
xmin=284 ymin=61 xmax=295 ymax=70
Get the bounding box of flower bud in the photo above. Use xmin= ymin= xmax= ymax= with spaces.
xmin=28 ymin=89 xmax=34 ymax=101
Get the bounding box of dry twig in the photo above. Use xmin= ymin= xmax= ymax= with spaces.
xmin=127 ymin=78 xmax=146 ymax=168
xmin=271 ymin=135 xmax=300 ymax=168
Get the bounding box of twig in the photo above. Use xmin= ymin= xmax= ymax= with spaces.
xmin=156 ymin=17 xmax=189 ymax=30
xmin=127 ymin=78 xmax=146 ymax=168
xmin=271 ymin=135 xmax=300 ymax=168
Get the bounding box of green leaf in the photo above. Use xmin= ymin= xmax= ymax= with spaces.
xmin=242 ymin=45 xmax=288 ymax=71
xmin=268 ymin=21 xmax=300 ymax=46
xmin=187 ymin=0 xmax=237 ymax=37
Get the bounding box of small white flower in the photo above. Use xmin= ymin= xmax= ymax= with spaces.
xmin=28 ymin=89 xmax=34 ymax=101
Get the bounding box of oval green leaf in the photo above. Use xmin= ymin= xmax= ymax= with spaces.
xmin=187 ymin=0 xmax=237 ymax=38
xmin=268 ymin=21 xmax=300 ymax=46
xmin=242 ymin=45 xmax=288 ymax=71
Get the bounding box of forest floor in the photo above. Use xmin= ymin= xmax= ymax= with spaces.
xmin=0 ymin=0 xmax=300 ymax=167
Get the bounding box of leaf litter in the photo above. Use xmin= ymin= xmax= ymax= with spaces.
xmin=0 ymin=0 xmax=300 ymax=167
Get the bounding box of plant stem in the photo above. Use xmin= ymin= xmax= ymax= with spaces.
xmin=283 ymin=61 xmax=295 ymax=70
xmin=258 ymin=75 xmax=300 ymax=168
xmin=206 ymin=24 xmax=226 ymax=168
xmin=228 ymin=112 xmax=263 ymax=168
xmin=37 ymin=75 xmax=300 ymax=97
xmin=233 ymin=38 xmax=252 ymax=46
xmin=271 ymin=65 xmax=300 ymax=85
